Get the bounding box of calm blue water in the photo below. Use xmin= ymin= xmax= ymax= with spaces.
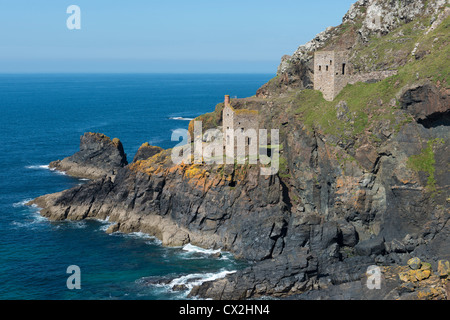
xmin=0 ymin=73 xmax=273 ymax=300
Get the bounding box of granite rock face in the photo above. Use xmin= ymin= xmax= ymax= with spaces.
xmin=49 ymin=133 xmax=128 ymax=179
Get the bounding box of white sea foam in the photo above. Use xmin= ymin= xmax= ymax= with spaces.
xmin=10 ymin=206 xmax=48 ymax=230
xmin=97 ymin=220 xmax=114 ymax=232
xmin=169 ymin=116 xmax=194 ymax=121
xmin=182 ymin=243 xmax=221 ymax=255
xmin=99 ymin=223 xmax=113 ymax=232
xmin=25 ymin=165 xmax=50 ymax=170
xmin=127 ymin=232 xmax=162 ymax=245
xmin=12 ymin=199 xmax=34 ymax=208
xmin=92 ymin=216 xmax=113 ymax=231
xmin=145 ymin=239 xmax=163 ymax=246
xmin=70 ymin=221 xmax=87 ymax=229
xmin=127 ymin=231 xmax=154 ymax=239
xmin=25 ymin=164 xmax=67 ymax=175
xmin=106 ymin=229 xmax=162 ymax=245
xmin=166 ymin=270 xmax=236 ymax=291
xmin=94 ymin=216 xmax=111 ymax=223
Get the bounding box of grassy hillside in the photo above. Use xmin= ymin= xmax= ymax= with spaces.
xmin=284 ymin=14 xmax=449 ymax=144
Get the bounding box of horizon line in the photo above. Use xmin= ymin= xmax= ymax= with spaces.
xmin=0 ymin=72 xmax=276 ymax=75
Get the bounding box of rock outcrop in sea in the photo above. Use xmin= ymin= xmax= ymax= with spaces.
xmin=49 ymin=132 xmax=128 ymax=180
xmin=29 ymin=0 xmax=449 ymax=300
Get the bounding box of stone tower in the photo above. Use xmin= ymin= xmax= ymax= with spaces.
xmin=314 ymin=51 xmax=349 ymax=101
xmin=224 ymin=94 xmax=230 ymax=107
xmin=223 ymin=95 xmax=234 ymax=146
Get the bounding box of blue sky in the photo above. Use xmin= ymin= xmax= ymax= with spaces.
xmin=0 ymin=0 xmax=356 ymax=73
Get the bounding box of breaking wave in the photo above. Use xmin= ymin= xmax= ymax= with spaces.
xmin=12 ymin=199 xmax=35 ymax=208
xmin=169 ymin=116 xmax=194 ymax=121
xmin=169 ymin=270 xmax=235 ymax=290
xmin=25 ymin=165 xmax=50 ymax=170
xmin=10 ymin=199 xmax=48 ymax=230
xmin=25 ymin=164 xmax=66 ymax=175
xmin=140 ymin=269 xmax=236 ymax=294
xmin=182 ymin=243 xmax=221 ymax=255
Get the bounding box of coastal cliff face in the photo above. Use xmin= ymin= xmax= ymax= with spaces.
xmin=49 ymin=132 xmax=128 ymax=180
xmin=30 ymin=0 xmax=449 ymax=300
xmin=33 ymin=150 xmax=289 ymax=261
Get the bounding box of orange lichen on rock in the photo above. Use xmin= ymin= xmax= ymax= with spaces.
xmin=416 ymin=287 xmax=444 ymax=300
xmin=129 ymin=149 xmax=171 ymax=175
xmin=184 ymin=164 xmax=207 ymax=179
xmin=129 ymin=160 xmax=157 ymax=175
xmin=399 ymin=258 xmax=432 ymax=282
xmin=86 ymin=132 xmax=115 ymax=144
xmin=438 ymin=260 xmax=450 ymax=277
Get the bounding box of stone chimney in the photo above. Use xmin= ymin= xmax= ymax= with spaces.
xmin=224 ymin=95 xmax=230 ymax=107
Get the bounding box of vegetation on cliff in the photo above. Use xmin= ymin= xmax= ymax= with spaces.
xmin=407 ymin=138 xmax=445 ymax=192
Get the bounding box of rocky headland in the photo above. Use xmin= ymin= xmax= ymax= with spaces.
xmin=29 ymin=0 xmax=449 ymax=300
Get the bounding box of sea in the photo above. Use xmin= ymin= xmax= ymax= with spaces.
xmin=0 ymin=73 xmax=273 ymax=300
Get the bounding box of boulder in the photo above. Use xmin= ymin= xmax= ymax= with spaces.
xmin=172 ymin=284 xmax=188 ymax=291
xmin=105 ymin=223 xmax=120 ymax=234
xmin=408 ymin=257 xmax=422 ymax=270
xmin=437 ymin=260 xmax=450 ymax=278
xmin=339 ymin=223 xmax=359 ymax=247
xmin=355 ymin=235 xmax=385 ymax=256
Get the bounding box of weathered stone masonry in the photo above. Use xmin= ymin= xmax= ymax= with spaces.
xmin=222 ymin=95 xmax=259 ymax=151
xmin=314 ymin=51 xmax=350 ymax=101
xmin=314 ymin=50 xmax=398 ymax=101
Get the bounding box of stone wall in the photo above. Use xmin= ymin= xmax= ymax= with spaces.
xmin=333 ymin=51 xmax=350 ymax=99
xmin=234 ymin=110 xmax=259 ymax=153
xmin=223 ymin=104 xmax=235 ymax=147
xmin=348 ymin=70 xmax=398 ymax=85
xmin=314 ymin=51 xmax=336 ymax=101
xmin=222 ymin=96 xmax=259 ymax=158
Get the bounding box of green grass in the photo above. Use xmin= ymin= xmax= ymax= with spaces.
xmin=291 ymin=87 xmax=370 ymax=140
xmin=407 ymin=138 xmax=445 ymax=193
xmin=289 ymin=14 xmax=449 ymax=143
xmin=352 ymin=15 xmax=430 ymax=72
xmin=188 ymin=103 xmax=224 ymax=137
xmin=277 ymin=155 xmax=290 ymax=179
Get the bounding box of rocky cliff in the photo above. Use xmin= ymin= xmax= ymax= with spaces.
xmin=30 ymin=0 xmax=449 ymax=300
xmin=49 ymin=132 xmax=128 ymax=180
xmin=257 ymin=0 xmax=448 ymax=97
